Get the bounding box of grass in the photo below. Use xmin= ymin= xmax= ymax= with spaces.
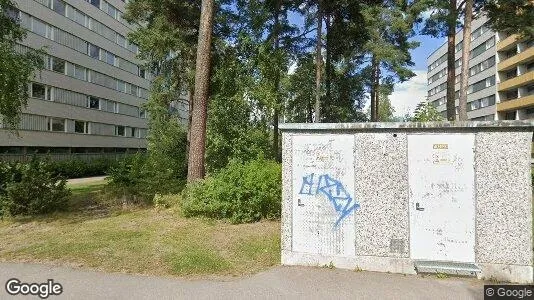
xmin=0 ymin=182 xmax=281 ymax=278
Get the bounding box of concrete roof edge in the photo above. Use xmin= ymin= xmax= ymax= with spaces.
xmin=279 ymin=121 xmax=534 ymax=131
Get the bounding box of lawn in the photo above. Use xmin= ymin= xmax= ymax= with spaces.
xmin=0 ymin=181 xmax=281 ymax=278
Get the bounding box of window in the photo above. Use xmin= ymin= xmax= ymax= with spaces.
xmin=51 ymin=57 xmax=65 ymax=73
xmin=116 ymin=125 xmax=125 ymax=136
xmin=74 ymin=65 xmax=86 ymax=80
xmin=73 ymin=9 xmax=86 ymax=26
xmin=52 ymin=0 xmax=66 ymax=15
xmin=74 ymin=121 xmax=87 ymax=133
xmin=105 ymin=51 xmax=115 ymax=65
xmin=89 ymin=0 xmax=100 ymax=8
xmin=139 ymin=108 xmax=146 ymax=119
xmin=88 ymin=96 xmax=100 ymax=109
xmin=32 ymin=83 xmax=46 ymax=99
xmin=32 ymin=18 xmax=47 ymax=37
xmin=139 ymin=68 xmax=146 ymax=79
xmin=131 ymin=127 xmax=136 ymax=138
xmin=107 ymin=4 xmax=118 ymax=19
xmin=48 ymin=118 xmax=65 ymax=132
xmin=46 ymin=86 xmax=52 ymax=101
xmin=117 ymin=80 xmax=126 ymax=93
xmin=117 ymin=34 xmax=126 ymax=48
xmin=88 ymin=44 xmax=99 ymax=59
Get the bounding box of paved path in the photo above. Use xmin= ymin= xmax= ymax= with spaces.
xmin=66 ymin=176 xmax=107 ymax=185
xmin=0 ymin=262 xmax=484 ymax=299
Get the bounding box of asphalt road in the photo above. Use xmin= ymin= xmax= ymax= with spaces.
xmin=0 ymin=262 xmax=484 ymax=299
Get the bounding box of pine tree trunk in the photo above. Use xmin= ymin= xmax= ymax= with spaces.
xmin=458 ymin=0 xmax=473 ymax=121
xmin=186 ymin=86 xmax=194 ymax=158
xmin=374 ymin=64 xmax=381 ymax=122
xmin=272 ymin=0 xmax=281 ymax=161
xmin=446 ymin=0 xmax=457 ymax=121
xmin=325 ymin=13 xmax=331 ymax=107
xmin=314 ymin=0 xmax=323 ymax=123
xmin=370 ymin=55 xmax=378 ymax=122
xmin=187 ymin=0 xmax=215 ymax=183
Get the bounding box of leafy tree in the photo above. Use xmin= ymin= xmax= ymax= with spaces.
xmin=0 ymin=0 xmax=44 ymax=128
xmin=485 ymin=0 xmax=534 ymax=39
xmin=422 ymin=0 xmax=461 ymax=121
xmin=377 ymin=86 xmax=396 ymax=122
xmin=361 ymin=0 xmax=422 ymax=122
xmin=411 ymin=101 xmax=444 ymax=122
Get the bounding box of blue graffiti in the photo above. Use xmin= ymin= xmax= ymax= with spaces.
xmin=298 ymin=173 xmax=360 ymax=228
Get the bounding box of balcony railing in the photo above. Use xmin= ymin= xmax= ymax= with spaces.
xmin=499 ymin=71 xmax=534 ymax=91
xmin=498 ymin=47 xmax=534 ymax=71
xmin=497 ymin=94 xmax=534 ymax=111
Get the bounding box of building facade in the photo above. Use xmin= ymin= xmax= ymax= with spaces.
xmin=427 ymin=15 xmax=498 ymax=121
xmin=0 ymin=0 xmax=151 ymax=156
xmin=426 ymin=15 xmax=534 ymax=121
xmin=495 ymin=33 xmax=534 ymax=120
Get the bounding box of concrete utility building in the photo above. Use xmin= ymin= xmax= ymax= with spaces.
xmin=426 ymin=15 xmax=534 ymax=121
xmin=0 ymin=0 xmax=188 ymax=157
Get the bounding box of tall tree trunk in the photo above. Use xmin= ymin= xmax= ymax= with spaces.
xmin=325 ymin=12 xmax=331 ymax=107
xmin=374 ymin=64 xmax=381 ymax=122
xmin=187 ymin=0 xmax=215 ymax=183
xmin=458 ymin=0 xmax=473 ymax=121
xmin=314 ymin=0 xmax=322 ymax=123
xmin=446 ymin=0 xmax=457 ymax=121
xmin=186 ymin=86 xmax=194 ymax=158
xmin=272 ymin=0 xmax=281 ymax=161
xmin=370 ymin=55 xmax=378 ymax=122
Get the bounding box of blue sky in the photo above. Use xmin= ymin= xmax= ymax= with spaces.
xmin=389 ymin=34 xmax=446 ymax=116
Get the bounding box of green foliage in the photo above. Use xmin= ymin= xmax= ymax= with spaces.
xmin=49 ymin=157 xmax=120 ymax=178
xmin=0 ymin=158 xmax=70 ymax=216
xmin=485 ymin=0 xmax=534 ymax=39
xmin=0 ymin=0 xmax=45 ymax=128
xmin=411 ymin=102 xmax=444 ymax=122
xmin=181 ymin=158 xmax=281 ymax=223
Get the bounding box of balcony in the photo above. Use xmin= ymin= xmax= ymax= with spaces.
xmin=497 ymin=34 xmax=520 ymax=51
xmin=498 ymin=47 xmax=534 ymax=71
xmin=498 ymin=71 xmax=534 ymax=91
xmin=497 ymin=94 xmax=534 ymax=112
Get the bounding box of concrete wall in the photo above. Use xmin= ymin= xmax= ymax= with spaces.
xmin=280 ymin=122 xmax=533 ymax=283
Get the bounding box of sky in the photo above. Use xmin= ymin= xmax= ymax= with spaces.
xmin=389 ymin=34 xmax=446 ymax=116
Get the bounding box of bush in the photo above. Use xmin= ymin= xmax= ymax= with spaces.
xmin=106 ymin=153 xmax=185 ymax=204
xmin=0 ymin=158 xmax=70 ymax=216
xmin=181 ymin=158 xmax=281 ymax=223
xmin=49 ymin=157 xmax=120 ymax=178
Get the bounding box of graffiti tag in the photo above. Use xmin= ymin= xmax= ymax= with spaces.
xmin=299 ymin=173 xmax=360 ymax=228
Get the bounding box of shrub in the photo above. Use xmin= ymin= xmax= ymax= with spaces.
xmin=181 ymin=158 xmax=281 ymax=223
xmin=49 ymin=157 xmax=120 ymax=178
xmin=0 ymin=158 xmax=70 ymax=216
xmin=106 ymin=153 xmax=185 ymax=204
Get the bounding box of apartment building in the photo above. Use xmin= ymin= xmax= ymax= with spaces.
xmin=495 ymin=33 xmax=534 ymax=120
xmin=427 ymin=15 xmax=498 ymax=121
xmin=0 ymin=0 xmax=152 ymax=156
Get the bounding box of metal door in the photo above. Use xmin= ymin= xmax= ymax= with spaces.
xmin=408 ymin=134 xmax=475 ymax=262
xmin=291 ymin=134 xmax=357 ymax=257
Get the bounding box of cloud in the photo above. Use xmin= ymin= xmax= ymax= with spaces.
xmin=390 ymin=70 xmax=427 ymax=117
